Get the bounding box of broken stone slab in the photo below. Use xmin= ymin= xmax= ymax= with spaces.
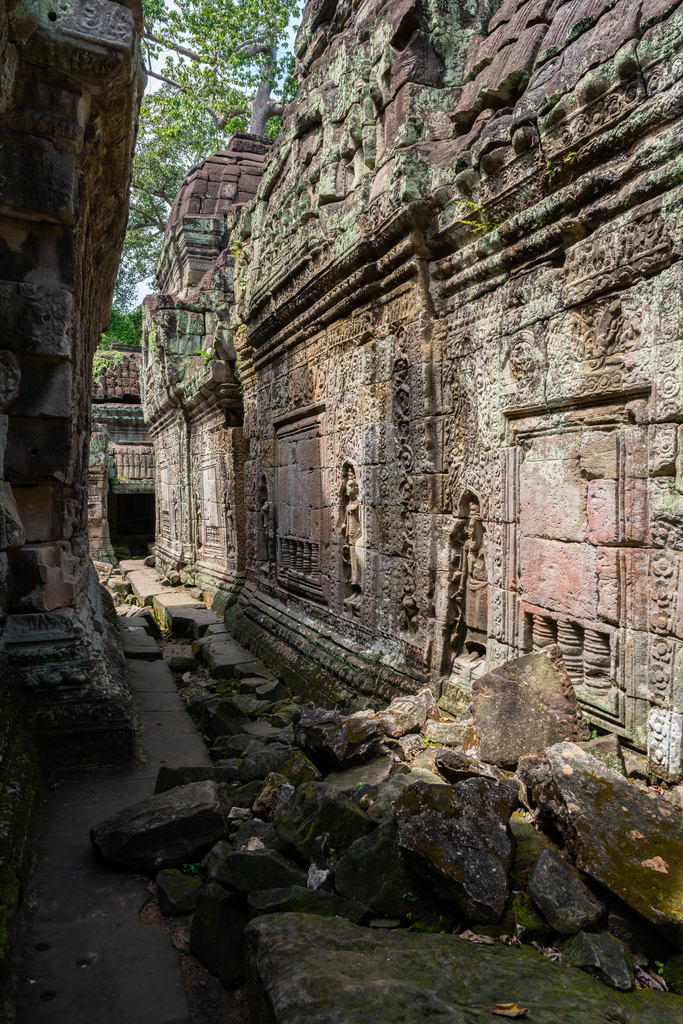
xmin=518 ymin=741 xmax=683 ymax=949
xmin=421 ymin=721 xmax=466 ymax=746
xmin=248 ymin=886 xmax=370 ymax=924
xmin=156 ymin=868 xmax=204 ymax=915
xmin=154 ymin=765 xmax=241 ymax=795
xmin=125 ymin=567 xmax=168 ymax=607
xmin=324 ymin=754 xmax=404 ymax=796
xmin=472 ymin=645 xmax=589 ymax=766
xmin=206 ymin=845 xmax=307 ymax=892
xmin=562 ymin=931 xmax=635 ymax=992
xmin=231 ymin=780 xmax=265 ymax=807
xmin=152 ymin=591 xmax=222 ymax=637
xmin=434 ymin=748 xmax=518 ymax=790
xmin=273 ymin=782 xmax=375 ymax=863
xmin=119 ymin=625 xmax=162 ymax=660
xmin=230 ymin=820 xmax=282 ymax=851
xmin=254 ymin=680 xmax=291 ymax=702
xmin=527 ymin=848 xmax=605 ymax=935
xmin=252 ymin=773 xmax=295 ymax=822
xmin=190 ymin=884 xmax=248 ymax=988
xmin=393 ymin=779 xmax=517 ymax=924
xmin=292 ymin=704 xmax=384 ymax=772
xmin=90 ymin=780 xmax=233 ymax=872
xmin=396 ymin=733 xmax=426 ymax=761
xmin=244 ymin=914 xmax=683 ymax=1023
xmin=238 ymin=744 xmax=298 ymax=783
xmin=378 ymin=689 xmax=440 ymax=738
xmin=334 ymin=821 xmax=458 ymax=931
xmin=366 ymin=773 xmax=415 ymax=824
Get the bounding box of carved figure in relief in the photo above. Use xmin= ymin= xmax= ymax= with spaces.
xmin=449 ymin=497 xmax=488 ymax=663
xmin=259 ymin=476 xmax=275 ymax=563
xmin=341 ymin=465 xmax=363 ymax=615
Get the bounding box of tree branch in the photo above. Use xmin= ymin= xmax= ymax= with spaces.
xmin=207 ymin=106 xmax=249 ymax=131
xmin=143 ymin=31 xmax=210 ymax=64
xmin=147 ymin=68 xmax=191 ymax=92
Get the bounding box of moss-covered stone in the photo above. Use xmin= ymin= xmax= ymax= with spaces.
xmin=273 ymin=782 xmax=375 ymax=862
xmin=190 ymin=884 xmax=248 ymax=988
xmin=248 ymin=885 xmax=370 ymax=924
xmin=244 ymin=914 xmax=683 ymax=1022
xmin=207 ymin=846 xmax=307 ymax=892
xmin=156 ymin=868 xmax=204 ymax=915
xmin=334 ymin=822 xmax=458 ymax=931
xmin=562 ymin=930 xmax=635 ymax=992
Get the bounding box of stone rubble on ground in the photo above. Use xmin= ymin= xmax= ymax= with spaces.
xmin=90 ymin=644 xmax=683 ymax=1016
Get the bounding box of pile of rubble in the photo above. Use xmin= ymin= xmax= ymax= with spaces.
xmin=91 ymin=647 xmax=683 ymax=1018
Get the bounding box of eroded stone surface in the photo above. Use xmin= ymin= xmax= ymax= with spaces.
xmin=140 ymin=0 xmax=683 ymax=786
xmin=518 ymin=741 xmax=683 ymax=949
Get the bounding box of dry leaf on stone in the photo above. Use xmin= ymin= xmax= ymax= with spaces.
xmin=459 ymin=929 xmax=496 ymax=945
xmin=499 ymin=934 xmax=522 ymax=947
xmin=641 ymin=856 xmax=668 ymax=873
xmin=492 ymin=1004 xmax=528 ymax=1018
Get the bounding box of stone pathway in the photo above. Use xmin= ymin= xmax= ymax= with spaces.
xmin=4 ymin=644 xmax=211 ymax=1023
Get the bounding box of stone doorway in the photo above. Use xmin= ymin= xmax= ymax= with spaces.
xmin=109 ymin=492 xmax=155 ymax=559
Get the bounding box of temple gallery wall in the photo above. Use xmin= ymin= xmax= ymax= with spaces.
xmin=142 ymin=0 xmax=683 ymax=785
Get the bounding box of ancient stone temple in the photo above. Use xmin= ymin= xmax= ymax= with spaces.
xmin=88 ymin=345 xmax=155 ymax=563
xmin=145 ymin=0 xmax=683 ymax=782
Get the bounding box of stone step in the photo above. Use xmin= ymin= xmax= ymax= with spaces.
xmin=120 ymin=625 xmax=162 ymax=660
xmin=152 ymin=591 xmax=222 ymax=638
xmin=125 ymin=567 xmax=168 ymax=607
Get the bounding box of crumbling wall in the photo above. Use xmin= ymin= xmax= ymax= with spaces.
xmin=0 ymin=0 xmax=143 ymax=763
xmin=143 ymin=133 xmax=271 ymax=610
xmin=149 ymin=0 xmax=683 ymax=782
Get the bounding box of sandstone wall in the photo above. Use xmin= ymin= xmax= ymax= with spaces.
xmin=148 ymin=0 xmax=683 ymax=781
xmin=143 ymin=134 xmax=271 ymax=608
xmin=0 ymin=0 xmax=143 ymax=765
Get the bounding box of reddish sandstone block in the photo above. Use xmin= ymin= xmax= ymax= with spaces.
xmin=520 ymin=537 xmax=598 ymax=620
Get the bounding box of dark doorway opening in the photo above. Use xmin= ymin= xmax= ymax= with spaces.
xmin=109 ymin=492 xmax=155 ymax=558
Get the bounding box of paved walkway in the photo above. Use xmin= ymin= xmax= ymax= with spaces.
xmin=4 ymin=653 xmax=211 ymax=1024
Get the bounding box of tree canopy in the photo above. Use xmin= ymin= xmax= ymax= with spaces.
xmin=112 ymin=0 xmax=299 ymax=311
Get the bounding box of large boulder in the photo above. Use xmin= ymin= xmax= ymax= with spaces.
xmin=527 ymin=848 xmax=604 ymax=935
xmin=324 ymin=755 xmax=400 ymax=795
xmin=190 ymin=884 xmax=248 ymax=988
xmin=472 ymin=645 xmax=588 ymax=766
xmin=206 ymin=846 xmax=307 ymax=892
xmin=248 ymin=886 xmax=370 ymax=924
xmin=518 ymin=741 xmax=683 ymax=949
xmin=244 ymin=914 xmax=683 ymax=1023
xmin=334 ymin=822 xmax=458 ymax=932
xmin=154 ymin=765 xmax=240 ymax=794
xmin=292 ymin=704 xmax=384 ymax=771
xmin=393 ymin=779 xmax=517 ymax=923
xmin=90 ymin=781 xmax=232 ymax=872
xmin=273 ymin=782 xmax=375 ymax=862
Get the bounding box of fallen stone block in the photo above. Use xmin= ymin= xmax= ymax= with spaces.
xmin=156 ymin=868 xmax=204 ymax=915
xmin=90 ymin=780 xmax=233 ymax=872
xmin=238 ymin=743 xmax=298 ymax=783
xmin=472 ymin=645 xmax=588 ymax=766
xmin=562 ymin=931 xmax=635 ymax=992
xmin=125 ymin=567 xmax=167 ymax=607
xmin=244 ymin=914 xmax=683 ymax=1022
xmin=579 ymin=732 xmax=627 ymax=776
xmin=252 ymin=772 xmax=295 ymax=822
xmin=292 ymin=704 xmax=384 ymax=772
xmin=518 ymin=741 xmax=683 ymax=949
xmin=528 ymin=848 xmax=605 ymax=935
xmin=393 ymin=778 xmax=517 ymax=923
xmin=325 ymin=754 xmax=401 ymax=796
xmin=335 ymin=821 xmax=458 ymax=931
xmin=421 ymin=721 xmax=466 ymax=746
xmin=274 ymin=782 xmax=375 ymax=862
xmin=154 ymin=765 xmax=241 ymax=795
xmin=378 ymin=689 xmax=439 ymax=738
xmin=206 ymin=846 xmax=307 ymax=892
xmin=190 ymin=884 xmax=248 ymax=988
xmin=152 ymin=591 xmax=222 ymax=637
xmin=248 ymin=886 xmax=370 ymax=924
